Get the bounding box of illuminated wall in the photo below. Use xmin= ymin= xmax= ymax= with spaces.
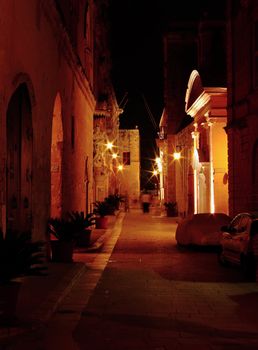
xmin=173 ymin=71 xmax=228 ymax=217
xmin=118 ymin=130 xmax=140 ymax=208
xmin=0 ymin=0 xmax=111 ymax=240
xmin=212 ymin=120 xmax=228 ymax=214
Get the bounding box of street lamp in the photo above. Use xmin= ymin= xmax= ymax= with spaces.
xmin=106 ymin=141 xmax=113 ymax=150
xmin=173 ymin=145 xmax=182 ymax=160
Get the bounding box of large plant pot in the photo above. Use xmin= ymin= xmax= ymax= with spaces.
xmin=50 ymin=240 xmax=74 ymax=263
xmin=76 ymin=229 xmax=91 ymax=247
xmin=95 ymin=216 xmax=108 ymax=229
xmin=166 ymin=208 xmax=178 ymax=217
xmin=0 ymin=281 xmax=21 ymax=325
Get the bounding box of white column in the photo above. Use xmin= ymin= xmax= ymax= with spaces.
xmin=207 ymin=118 xmax=215 ymax=213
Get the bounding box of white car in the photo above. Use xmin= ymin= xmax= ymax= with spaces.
xmin=218 ymin=212 xmax=258 ymax=277
xmin=175 ymin=213 xmax=231 ymax=246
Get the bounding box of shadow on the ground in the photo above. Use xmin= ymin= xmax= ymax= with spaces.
xmin=73 ymin=309 xmax=258 ymax=349
xmin=230 ymin=292 xmax=258 ymax=324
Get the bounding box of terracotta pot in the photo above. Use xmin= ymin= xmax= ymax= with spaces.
xmin=95 ymin=216 xmax=108 ymax=229
xmin=50 ymin=240 xmax=74 ymax=263
xmin=0 ymin=281 xmax=21 ymax=325
xmin=166 ymin=208 xmax=178 ymax=217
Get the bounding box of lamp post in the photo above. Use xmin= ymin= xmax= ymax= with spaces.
xmin=173 ymin=145 xmax=182 ymax=160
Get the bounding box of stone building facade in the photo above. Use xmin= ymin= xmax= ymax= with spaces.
xmin=226 ymin=0 xmax=258 ymax=216
xmin=0 ymin=0 xmax=114 ymax=240
xmin=117 ymin=129 xmax=140 ymax=208
xmin=174 ymin=72 xmax=228 ymax=217
xmin=160 ymin=7 xmax=227 ymax=217
xmin=93 ymin=87 xmax=122 ymax=203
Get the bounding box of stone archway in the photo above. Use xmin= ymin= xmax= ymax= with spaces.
xmin=51 ymin=93 xmax=63 ymax=218
xmin=6 ymin=83 xmax=33 ymax=234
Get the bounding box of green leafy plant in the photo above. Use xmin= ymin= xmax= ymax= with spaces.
xmin=164 ymin=202 xmax=177 ymax=209
xmin=0 ymin=230 xmax=47 ymax=284
xmin=93 ymin=201 xmax=113 ymax=217
xmin=164 ymin=202 xmax=178 ymax=217
xmin=67 ymin=211 xmax=95 ymax=232
xmin=105 ymin=194 xmax=124 ymax=211
xmin=48 ymin=218 xmax=77 ymax=242
xmin=48 ymin=212 xmax=96 ymax=241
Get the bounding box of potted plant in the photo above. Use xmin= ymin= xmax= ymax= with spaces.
xmin=105 ymin=194 xmax=124 ymax=212
xmin=67 ymin=211 xmax=95 ymax=247
xmin=93 ymin=201 xmax=111 ymax=229
xmin=48 ymin=218 xmax=77 ymax=263
xmin=164 ymin=202 xmax=178 ymax=217
xmin=0 ymin=230 xmax=47 ymax=325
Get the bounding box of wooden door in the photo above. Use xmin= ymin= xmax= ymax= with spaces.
xmin=6 ymin=84 xmax=32 ymax=234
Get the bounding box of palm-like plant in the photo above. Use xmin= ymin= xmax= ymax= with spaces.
xmin=164 ymin=202 xmax=178 ymax=217
xmin=48 ymin=218 xmax=77 ymax=242
xmin=105 ymin=194 xmax=124 ymax=211
xmin=93 ymin=201 xmax=112 ymax=217
xmin=67 ymin=211 xmax=95 ymax=232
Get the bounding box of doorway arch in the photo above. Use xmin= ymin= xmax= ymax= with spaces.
xmin=6 ymin=83 xmax=33 ymax=234
xmin=51 ymin=93 xmax=63 ymax=218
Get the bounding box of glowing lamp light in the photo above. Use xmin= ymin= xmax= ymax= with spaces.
xmin=173 ymin=152 xmax=181 ymax=160
xmin=153 ymin=169 xmax=158 ymax=176
xmin=155 ymin=157 xmax=163 ymax=172
xmin=106 ymin=142 xmax=113 ymax=150
xmin=112 ymin=153 xmax=118 ymax=159
xmin=117 ymin=164 xmax=123 ymax=171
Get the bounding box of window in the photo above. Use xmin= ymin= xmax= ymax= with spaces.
xmin=123 ymin=152 xmax=130 ymax=165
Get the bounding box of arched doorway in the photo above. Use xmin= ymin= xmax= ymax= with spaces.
xmin=51 ymin=94 xmax=63 ymax=218
xmin=6 ymin=83 xmax=33 ymax=234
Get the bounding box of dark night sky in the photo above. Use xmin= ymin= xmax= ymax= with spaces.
xmin=109 ymin=0 xmax=225 ymax=188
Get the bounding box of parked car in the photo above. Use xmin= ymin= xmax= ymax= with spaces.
xmin=175 ymin=213 xmax=231 ymax=246
xmin=218 ymin=212 xmax=258 ymax=277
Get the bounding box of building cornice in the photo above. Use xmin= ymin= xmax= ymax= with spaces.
xmin=186 ymin=91 xmax=210 ymax=119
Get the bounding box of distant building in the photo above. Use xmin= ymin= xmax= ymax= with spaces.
xmin=117 ymin=129 xmax=140 ymax=209
xmin=175 ymin=71 xmax=228 ymax=216
xmin=93 ymin=86 xmax=122 ymax=202
xmin=159 ymin=7 xmax=228 ymax=217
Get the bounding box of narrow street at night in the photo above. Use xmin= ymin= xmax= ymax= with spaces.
xmin=1 ymin=1 xmax=258 ymax=349
xmin=3 ymin=210 xmax=258 ymax=350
